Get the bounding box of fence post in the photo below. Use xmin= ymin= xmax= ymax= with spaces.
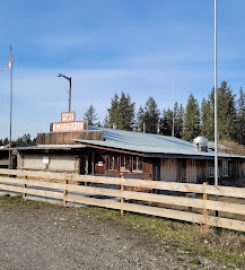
xmin=202 ymin=182 xmax=209 ymax=235
xmin=63 ymin=174 xmax=68 ymax=206
xmin=22 ymin=172 xmax=27 ymax=200
xmin=120 ymin=173 xmax=124 ymax=216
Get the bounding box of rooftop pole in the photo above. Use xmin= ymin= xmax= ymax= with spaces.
xmin=214 ymin=0 xmax=219 ymax=186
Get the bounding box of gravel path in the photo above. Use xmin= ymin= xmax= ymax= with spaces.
xmin=0 ymin=198 xmax=227 ymax=270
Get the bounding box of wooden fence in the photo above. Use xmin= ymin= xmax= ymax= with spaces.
xmin=0 ymin=169 xmax=244 ymax=233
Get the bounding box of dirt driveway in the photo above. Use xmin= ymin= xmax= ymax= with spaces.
xmin=0 ymin=197 xmax=231 ymax=270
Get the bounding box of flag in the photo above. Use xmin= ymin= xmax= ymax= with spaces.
xmin=8 ymin=46 xmax=13 ymax=69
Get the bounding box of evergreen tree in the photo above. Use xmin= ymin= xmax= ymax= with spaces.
xmin=200 ymin=81 xmax=237 ymax=141
xmin=236 ymin=88 xmax=245 ymax=144
xmin=217 ymin=81 xmax=237 ymax=141
xmin=107 ymin=92 xmax=135 ymax=130
xmin=3 ymin=138 xmax=9 ymax=146
xmin=143 ymin=97 xmax=160 ymax=133
xmin=160 ymin=109 xmax=173 ymax=136
xmin=136 ymin=106 xmax=145 ymax=132
xmin=183 ymin=94 xmax=200 ymax=141
xmin=175 ymin=103 xmax=184 ymax=138
xmin=117 ymin=92 xmax=135 ymax=130
xmin=107 ymin=94 xmax=120 ymax=128
xmin=200 ymin=97 xmax=214 ymax=140
xmin=83 ymin=105 xmax=98 ymax=126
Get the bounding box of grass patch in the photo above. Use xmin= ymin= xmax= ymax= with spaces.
xmin=0 ymin=195 xmax=244 ymax=268
xmin=82 ymin=206 xmax=245 ymax=269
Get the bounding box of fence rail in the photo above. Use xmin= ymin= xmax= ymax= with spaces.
xmin=0 ymin=169 xmax=244 ymax=233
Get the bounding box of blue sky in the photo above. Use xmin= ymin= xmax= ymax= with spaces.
xmin=1 ymin=0 xmax=245 ymax=139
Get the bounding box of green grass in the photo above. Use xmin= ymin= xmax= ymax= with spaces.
xmin=1 ymin=195 xmax=244 ymax=268
xmin=82 ymin=207 xmax=245 ymax=269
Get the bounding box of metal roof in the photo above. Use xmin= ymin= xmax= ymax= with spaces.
xmin=17 ymin=144 xmax=86 ymax=151
xmin=75 ymin=128 xmax=245 ymax=159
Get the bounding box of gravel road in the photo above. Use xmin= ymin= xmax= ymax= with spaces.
xmin=0 ymin=198 xmax=228 ymax=270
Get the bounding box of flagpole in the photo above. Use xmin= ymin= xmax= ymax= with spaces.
xmin=214 ymin=0 xmax=218 ymax=187
xmin=8 ymin=46 xmax=13 ymax=169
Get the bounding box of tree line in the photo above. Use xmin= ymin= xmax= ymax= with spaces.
xmin=84 ymin=80 xmax=245 ymax=145
xmin=0 ymin=133 xmax=36 ymax=147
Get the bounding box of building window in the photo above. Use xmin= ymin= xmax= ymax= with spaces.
xmin=132 ymin=156 xmax=143 ymax=172
xmin=108 ymin=155 xmax=117 ymax=170
xmin=120 ymin=156 xmax=130 ymax=171
xmin=208 ymin=167 xmax=214 ymax=178
xmin=222 ymin=160 xmax=229 ymax=177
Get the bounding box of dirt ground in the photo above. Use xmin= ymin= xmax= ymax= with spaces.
xmin=0 ymin=197 xmax=233 ymax=270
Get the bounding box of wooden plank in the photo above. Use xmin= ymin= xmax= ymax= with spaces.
xmin=67 ymin=184 xmax=121 ymax=197
xmin=206 ymin=216 xmax=245 ymax=232
xmin=1 ymin=185 xmax=63 ymax=199
xmin=0 ymin=184 xmax=63 ymax=200
xmin=122 ymin=191 xmax=245 ymax=216
xmin=122 ymin=203 xmax=245 ymax=232
xmin=66 ymin=194 xmax=121 ymax=210
xmin=0 ymin=177 xmax=66 ymax=190
xmin=0 ymin=184 xmax=24 ymax=194
xmin=123 ymin=202 xmax=205 ymax=223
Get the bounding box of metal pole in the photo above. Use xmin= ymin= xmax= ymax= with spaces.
xmin=8 ymin=48 xmax=13 ymax=169
xmin=69 ymin=77 xmax=71 ymax=112
xmin=214 ymin=0 xmax=219 ymax=187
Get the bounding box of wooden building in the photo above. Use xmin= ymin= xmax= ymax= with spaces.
xmin=16 ymin=112 xmax=245 ymax=186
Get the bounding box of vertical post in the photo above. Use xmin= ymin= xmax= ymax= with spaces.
xmin=63 ymin=175 xmax=68 ymax=206
xmin=8 ymin=46 xmax=13 ymax=169
xmin=120 ymin=173 xmax=124 ymax=216
xmin=23 ymin=174 xmax=27 ymax=200
xmin=202 ymin=182 xmax=209 ymax=235
xmin=214 ymin=0 xmax=219 ymax=187
xmin=68 ymin=77 xmax=71 ymax=112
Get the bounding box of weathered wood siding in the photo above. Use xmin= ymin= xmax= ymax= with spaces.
xmin=160 ymin=159 xmax=177 ymax=182
xmin=36 ymin=130 xmax=104 ymax=145
xmin=160 ymin=158 xmax=207 ymax=183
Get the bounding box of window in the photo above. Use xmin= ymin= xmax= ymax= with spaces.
xmin=208 ymin=167 xmax=214 ymax=178
xmin=120 ymin=156 xmax=130 ymax=171
xmin=132 ymin=156 xmax=143 ymax=172
xmin=222 ymin=160 xmax=229 ymax=177
xmin=107 ymin=155 xmax=117 ymax=170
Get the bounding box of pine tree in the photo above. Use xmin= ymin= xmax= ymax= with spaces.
xmin=107 ymin=92 xmax=135 ymax=130
xmin=200 ymin=81 xmax=237 ymax=142
xmin=175 ymin=103 xmax=184 ymax=138
xmin=236 ymin=88 xmax=245 ymax=144
xmin=160 ymin=109 xmax=173 ymax=136
xmin=217 ymin=81 xmax=237 ymax=141
xmin=107 ymin=94 xmax=120 ymax=128
xmin=84 ymin=105 xmax=98 ymax=126
xmin=117 ymin=92 xmax=135 ymax=130
xmin=200 ymin=97 xmax=214 ymax=140
xmin=143 ymin=97 xmax=160 ymax=133
xmin=136 ymin=106 xmax=145 ymax=132
xmin=183 ymin=94 xmax=200 ymax=141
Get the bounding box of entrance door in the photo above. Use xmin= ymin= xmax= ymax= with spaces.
xmin=80 ymin=156 xmax=89 ymax=175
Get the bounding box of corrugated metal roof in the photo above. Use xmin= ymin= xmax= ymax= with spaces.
xmin=75 ymin=128 xmax=245 ymax=159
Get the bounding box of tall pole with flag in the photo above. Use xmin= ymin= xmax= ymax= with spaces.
xmin=8 ymin=46 xmax=13 ymax=169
